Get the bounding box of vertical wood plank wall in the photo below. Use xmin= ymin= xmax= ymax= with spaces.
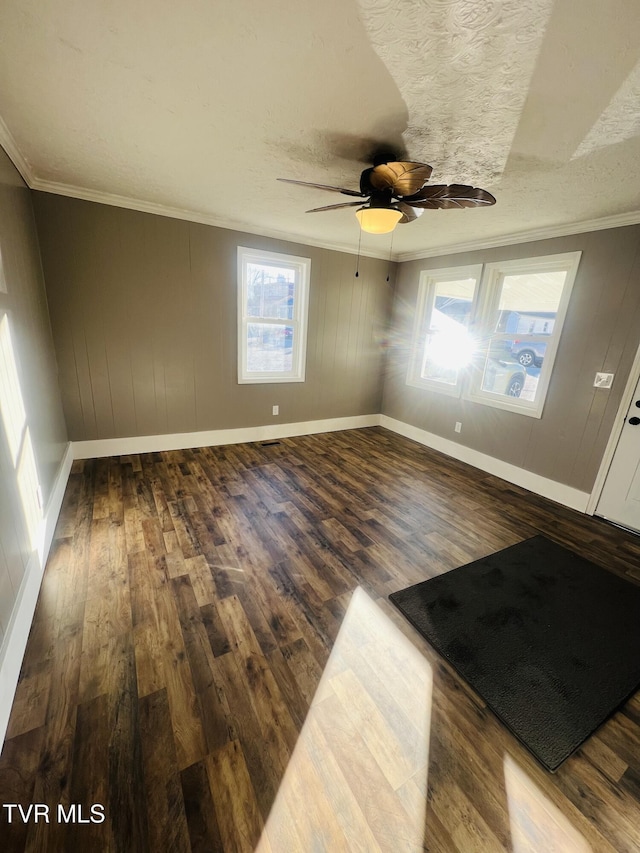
xmin=30 ymin=190 xmax=640 ymax=497
xmin=32 ymin=193 xmax=394 ymax=443
xmin=382 ymin=226 xmax=640 ymax=493
xmin=0 ymin=152 xmax=68 ymax=646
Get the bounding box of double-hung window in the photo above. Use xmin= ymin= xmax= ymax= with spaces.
xmin=237 ymin=247 xmax=310 ymax=384
xmin=407 ymin=252 xmax=581 ymax=418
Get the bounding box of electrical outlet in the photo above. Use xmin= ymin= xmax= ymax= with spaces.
xmin=272 ymin=405 xmax=279 ymax=416
xmin=455 ymin=422 xmax=462 ymax=433
xmin=594 ymin=372 xmax=614 ymax=389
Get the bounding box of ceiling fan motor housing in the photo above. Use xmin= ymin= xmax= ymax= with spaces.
xmin=360 ymin=167 xmax=376 ymax=196
xmin=367 ymin=188 xmax=394 ymax=209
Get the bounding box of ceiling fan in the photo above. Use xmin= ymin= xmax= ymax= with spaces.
xmin=278 ymin=159 xmax=496 ymax=234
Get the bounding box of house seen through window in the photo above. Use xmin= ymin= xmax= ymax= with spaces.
xmin=407 ymin=252 xmax=581 ymax=418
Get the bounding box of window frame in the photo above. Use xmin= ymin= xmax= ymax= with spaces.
xmin=463 ymin=251 xmax=581 ymax=417
xmin=406 ymin=264 xmax=483 ymax=397
xmin=406 ymin=252 xmax=582 ymax=419
xmin=237 ymin=246 xmax=311 ymax=385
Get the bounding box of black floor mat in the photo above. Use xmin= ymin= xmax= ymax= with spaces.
xmin=389 ymin=535 xmax=640 ymax=771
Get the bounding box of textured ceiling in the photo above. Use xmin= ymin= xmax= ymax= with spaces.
xmin=1 ymin=0 xmax=640 ymax=259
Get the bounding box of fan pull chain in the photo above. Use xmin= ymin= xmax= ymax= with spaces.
xmin=355 ymin=227 xmax=362 ymax=278
xmin=386 ymin=231 xmax=395 ymax=282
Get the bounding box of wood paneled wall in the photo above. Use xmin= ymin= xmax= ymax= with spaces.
xmin=0 ymin=151 xmax=67 ymax=644
xmin=382 ymin=227 xmax=640 ymax=493
xmin=30 ymin=191 xmax=640 ymax=496
xmin=32 ymin=194 xmax=394 ymax=442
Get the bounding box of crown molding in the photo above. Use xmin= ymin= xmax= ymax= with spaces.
xmin=0 ymin=118 xmax=387 ymax=260
xmin=28 ymin=176 xmax=390 ymax=261
xmin=0 ymin=116 xmax=35 ymax=186
xmin=31 ymin=176 xmax=640 ymax=265
xmin=395 ymin=211 xmax=640 ymax=262
xmin=5 ymin=126 xmax=640 ymax=265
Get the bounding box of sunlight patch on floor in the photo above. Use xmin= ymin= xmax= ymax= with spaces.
xmin=504 ymin=753 xmax=592 ymax=852
xmin=256 ymin=586 xmax=433 ymax=852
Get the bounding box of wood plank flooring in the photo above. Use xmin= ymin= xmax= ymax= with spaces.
xmin=2 ymin=426 xmax=640 ymax=851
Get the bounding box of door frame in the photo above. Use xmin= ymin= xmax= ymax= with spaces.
xmin=587 ymin=338 xmax=640 ymax=515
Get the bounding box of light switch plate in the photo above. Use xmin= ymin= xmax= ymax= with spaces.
xmin=594 ymin=372 xmax=614 ymax=388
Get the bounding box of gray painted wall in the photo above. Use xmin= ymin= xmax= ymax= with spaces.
xmin=0 ymin=150 xmax=67 ymax=644
xmin=382 ymin=227 xmax=640 ymax=493
xmin=33 ymin=193 xmax=394 ymax=442
xmin=29 ymin=190 xmax=640 ymax=497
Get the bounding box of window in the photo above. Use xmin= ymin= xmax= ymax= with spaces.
xmin=0 ymin=313 xmax=42 ymax=549
xmin=466 ymin=252 xmax=581 ymax=416
xmin=0 ymin=246 xmax=6 ymax=294
xmin=407 ymin=252 xmax=581 ymax=418
xmin=237 ymin=247 xmax=310 ymax=384
xmin=407 ymin=265 xmax=482 ymax=396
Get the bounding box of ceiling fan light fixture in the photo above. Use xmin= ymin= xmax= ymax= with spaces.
xmin=355 ymin=206 xmax=402 ymax=234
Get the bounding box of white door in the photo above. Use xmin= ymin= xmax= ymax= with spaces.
xmin=597 ymin=373 xmax=640 ymax=532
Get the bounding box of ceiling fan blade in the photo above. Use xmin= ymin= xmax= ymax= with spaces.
xmin=368 ymin=161 xmax=433 ymax=196
xmin=392 ymin=202 xmax=421 ymax=224
xmin=305 ymin=201 xmax=364 ymax=213
xmin=277 ymin=178 xmax=365 ymax=197
xmin=406 ymin=184 xmax=496 ymax=209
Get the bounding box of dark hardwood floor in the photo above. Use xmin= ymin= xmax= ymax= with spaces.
xmin=2 ymin=426 xmax=640 ymax=851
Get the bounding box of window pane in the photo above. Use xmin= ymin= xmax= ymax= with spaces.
xmin=247 ymin=323 xmax=294 ymax=373
xmin=421 ymin=278 xmax=476 ymax=385
xmin=481 ymin=270 xmax=567 ymax=404
xmin=247 ymin=263 xmax=295 ymax=320
xmin=480 ymin=351 xmax=528 ymax=400
xmin=492 ymin=271 xmax=566 ymax=333
xmin=0 ymin=247 xmax=6 ymax=293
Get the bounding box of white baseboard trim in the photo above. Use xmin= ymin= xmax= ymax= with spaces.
xmin=380 ymin=416 xmax=591 ymax=512
xmin=0 ymin=441 xmax=73 ymax=747
xmin=0 ymin=420 xmax=594 ymax=747
xmin=72 ymin=414 xmax=591 ymax=511
xmin=72 ymin=415 xmax=381 ymax=459
xmin=42 ymin=442 xmax=74 ymax=563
